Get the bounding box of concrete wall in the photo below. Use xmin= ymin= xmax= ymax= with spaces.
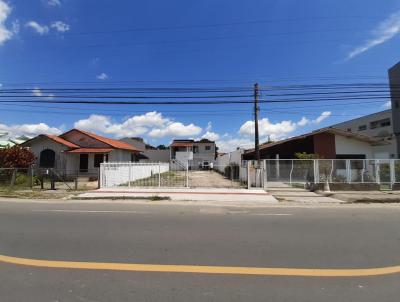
xmin=334 ymin=134 xmax=374 ymax=158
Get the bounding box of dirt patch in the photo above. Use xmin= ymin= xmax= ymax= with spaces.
xmin=189 ymin=171 xmax=243 ymax=188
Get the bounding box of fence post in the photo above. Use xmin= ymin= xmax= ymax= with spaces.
xmin=289 ymin=160 xmax=294 ymax=186
xmin=247 ymin=161 xmax=251 ymax=189
xmin=186 ymin=162 xmax=189 ymax=188
xmin=376 ymin=160 xmax=381 ymax=185
xmin=128 ymin=162 xmax=132 ymax=188
xmin=346 ymin=160 xmax=351 ymax=183
xmin=29 ymin=165 xmax=34 ymax=189
xmin=390 ymin=159 xmax=395 ymax=188
xmin=10 ymin=168 xmax=16 ymax=188
xmin=313 ymin=160 xmax=319 ymax=184
xmin=263 ymin=160 xmax=268 ymax=189
xmin=158 ymin=162 xmax=161 ymax=187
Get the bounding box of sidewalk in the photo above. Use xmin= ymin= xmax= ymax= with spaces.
xmin=76 ymin=187 xmax=279 ymax=204
xmin=268 ymin=187 xmax=344 ymax=203
xmin=318 ymin=190 xmax=400 ymax=203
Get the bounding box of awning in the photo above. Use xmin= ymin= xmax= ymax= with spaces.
xmin=67 ymin=148 xmax=113 ymax=153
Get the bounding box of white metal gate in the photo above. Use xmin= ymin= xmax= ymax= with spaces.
xmin=100 ymin=161 xmax=266 ymax=189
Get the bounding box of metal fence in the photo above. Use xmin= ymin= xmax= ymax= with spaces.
xmin=100 ymin=162 xmax=185 ymax=188
xmin=264 ymin=159 xmax=400 ymax=187
xmin=0 ymin=166 xmax=100 ymax=191
xmin=100 ymin=161 xmax=262 ymax=189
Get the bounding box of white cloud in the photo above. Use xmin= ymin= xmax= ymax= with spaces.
xmin=347 ymin=10 xmax=400 ymax=59
xmin=201 ymin=131 xmax=220 ymax=141
xmin=25 ymin=21 xmax=49 ymax=35
xmin=31 ymin=87 xmax=55 ymax=99
xmin=46 ymin=0 xmax=61 ymax=6
xmin=383 ymin=101 xmax=392 ymax=109
xmin=297 ymin=117 xmax=309 ymax=127
xmin=74 ymin=111 xmax=202 ymax=139
xmin=314 ymin=111 xmax=331 ymax=124
xmin=239 ymin=111 xmax=331 ymax=141
xmin=0 ymin=0 xmax=13 ymax=45
xmin=239 ymin=118 xmax=298 ymax=141
xmin=32 ymin=87 xmax=43 ymax=97
xmin=217 ymin=138 xmax=254 ymax=153
xmin=96 ymin=72 xmax=108 ymax=80
xmin=149 ymin=122 xmax=202 ymax=138
xmin=199 ymin=122 xmax=220 ymax=141
xmin=0 ymin=122 xmax=61 ymax=138
xmin=51 ymin=21 xmax=70 ymax=32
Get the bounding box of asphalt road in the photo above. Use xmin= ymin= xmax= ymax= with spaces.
xmin=1 ymin=200 xmax=400 ymax=301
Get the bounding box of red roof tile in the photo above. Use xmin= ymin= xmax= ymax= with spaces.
xmin=62 ymin=129 xmax=140 ymax=152
xmin=67 ymin=148 xmax=113 ymax=153
xmin=44 ymin=135 xmax=79 ymax=149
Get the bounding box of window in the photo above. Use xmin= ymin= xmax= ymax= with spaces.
xmin=370 ymin=118 xmax=391 ymax=129
xmin=205 ymin=146 xmax=211 ymax=151
xmin=94 ymin=154 xmax=107 ymax=167
xmin=39 ymin=149 xmax=55 ymax=168
xmin=358 ymin=125 xmax=367 ymax=131
xmin=193 ymin=146 xmax=199 ymax=153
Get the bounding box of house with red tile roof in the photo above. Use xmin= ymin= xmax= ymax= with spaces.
xmin=22 ymin=129 xmax=141 ymax=177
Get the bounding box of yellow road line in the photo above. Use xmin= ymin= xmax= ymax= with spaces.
xmin=1 ymin=254 xmax=400 ymax=277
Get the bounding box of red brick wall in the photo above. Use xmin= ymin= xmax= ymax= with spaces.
xmin=313 ymin=133 xmax=336 ymax=159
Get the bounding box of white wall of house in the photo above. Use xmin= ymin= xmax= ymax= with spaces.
xmin=193 ymin=142 xmax=215 ymax=164
xmin=28 ymin=137 xmax=68 ymax=170
xmin=332 ymin=110 xmax=397 ymax=158
xmin=334 ymin=134 xmax=374 ymax=158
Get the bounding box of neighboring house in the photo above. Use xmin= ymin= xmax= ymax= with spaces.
xmin=120 ymin=137 xmax=170 ymax=162
xmin=331 ymin=110 xmax=396 ymax=159
xmin=22 ymin=129 xmax=140 ymax=176
xmin=170 ymin=139 xmax=216 ymax=168
xmin=216 ymin=148 xmax=245 ymax=168
xmin=321 ymin=61 xmax=400 ymax=159
xmin=242 ymin=127 xmax=388 ymax=160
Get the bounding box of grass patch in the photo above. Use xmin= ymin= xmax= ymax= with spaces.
xmin=121 ymin=171 xmax=186 ymax=187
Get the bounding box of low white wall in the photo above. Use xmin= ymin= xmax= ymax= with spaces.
xmin=100 ymin=162 xmax=169 ymax=188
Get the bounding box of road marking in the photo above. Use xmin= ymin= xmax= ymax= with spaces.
xmin=1 ymin=254 xmax=400 ymax=277
xmin=32 ymin=210 xmax=148 ymax=214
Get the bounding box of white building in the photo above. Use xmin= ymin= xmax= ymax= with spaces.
xmin=170 ymin=139 xmax=216 ymax=168
xmin=331 ymin=110 xmax=396 ymax=159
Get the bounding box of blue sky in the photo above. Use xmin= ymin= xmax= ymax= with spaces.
xmin=0 ymin=0 xmax=399 ymax=151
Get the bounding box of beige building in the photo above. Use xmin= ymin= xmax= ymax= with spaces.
xmin=22 ymin=129 xmax=140 ymax=177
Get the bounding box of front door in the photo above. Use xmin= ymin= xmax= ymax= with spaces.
xmin=79 ymin=154 xmax=89 ymax=172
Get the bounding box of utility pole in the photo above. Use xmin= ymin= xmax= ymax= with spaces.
xmin=254 ymin=83 xmax=260 ymax=165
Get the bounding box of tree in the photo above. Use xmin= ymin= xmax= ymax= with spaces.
xmin=156 ymin=144 xmax=168 ymax=150
xmin=0 ymin=146 xmax=35 ymax=168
